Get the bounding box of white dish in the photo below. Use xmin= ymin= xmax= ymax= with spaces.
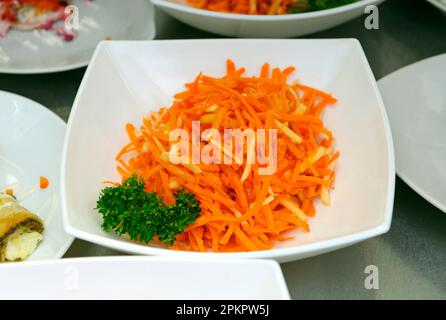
xmin=378 ymin=54 xmax=446 ymax=214
xmin=426 ymin=0 xmax=446 ymax=13
xmin=151 ymin=0 xmax=384 ymax=38
xmin=0 ymin=91 xmax=73 ymax=261
xmin=62 ymin=39 xmax=395 ymax=263
xmin=0 ymin=256 xmax=289 ymax=299
xmin=0 ymin=0 xmax=155 ymax=74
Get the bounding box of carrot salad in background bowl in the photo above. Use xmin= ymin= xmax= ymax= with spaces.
xmin=186 ymin=0 xmax=360 ymax=15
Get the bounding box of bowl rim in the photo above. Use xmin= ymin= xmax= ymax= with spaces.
xmin=151 ymin=0 xmax=385 ymax=21
xmin=62 ymin=39 xmax=395 ymax=261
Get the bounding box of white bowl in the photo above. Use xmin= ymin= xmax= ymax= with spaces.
xmin=62 ymin=39 xmax=395 ymax=263
xmin=379 ymin=54 xmax=446 ymax=214
xmin=0 ymin=256 xmax=289 ymax=299
xmin=151 ymin=0 xmax=385 ymax=38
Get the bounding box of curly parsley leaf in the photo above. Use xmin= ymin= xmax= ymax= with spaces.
xmin=96 ymin=175 xmax=201 ymax=246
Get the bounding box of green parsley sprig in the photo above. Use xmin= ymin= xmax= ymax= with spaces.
xmin=96 ymin=175 xmax=201 ymax=246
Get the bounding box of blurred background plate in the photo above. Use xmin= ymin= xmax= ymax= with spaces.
xmin=0 ymin=90 xmax=74 ymax=261
xmin=378 ymin=54 xmax=446 ymax=214
xmin=0 ymin=0 xmax=155 ymax=74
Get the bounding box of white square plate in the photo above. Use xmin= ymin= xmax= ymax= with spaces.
xmin=0 ymin=256 xmax=289 ymax=299
xmin=62 ymin=40 xmax=395 ymax=263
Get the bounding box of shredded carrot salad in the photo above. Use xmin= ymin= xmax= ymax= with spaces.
xmin=116 ymin=60 xmax=339 ymax=252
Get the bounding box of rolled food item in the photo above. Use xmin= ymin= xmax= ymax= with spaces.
xmin=0 ymin=192 xmax=44 ymax=262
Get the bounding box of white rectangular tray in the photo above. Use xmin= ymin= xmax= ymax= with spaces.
xmin=0 ymin=256 xmax=290 ymax=300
